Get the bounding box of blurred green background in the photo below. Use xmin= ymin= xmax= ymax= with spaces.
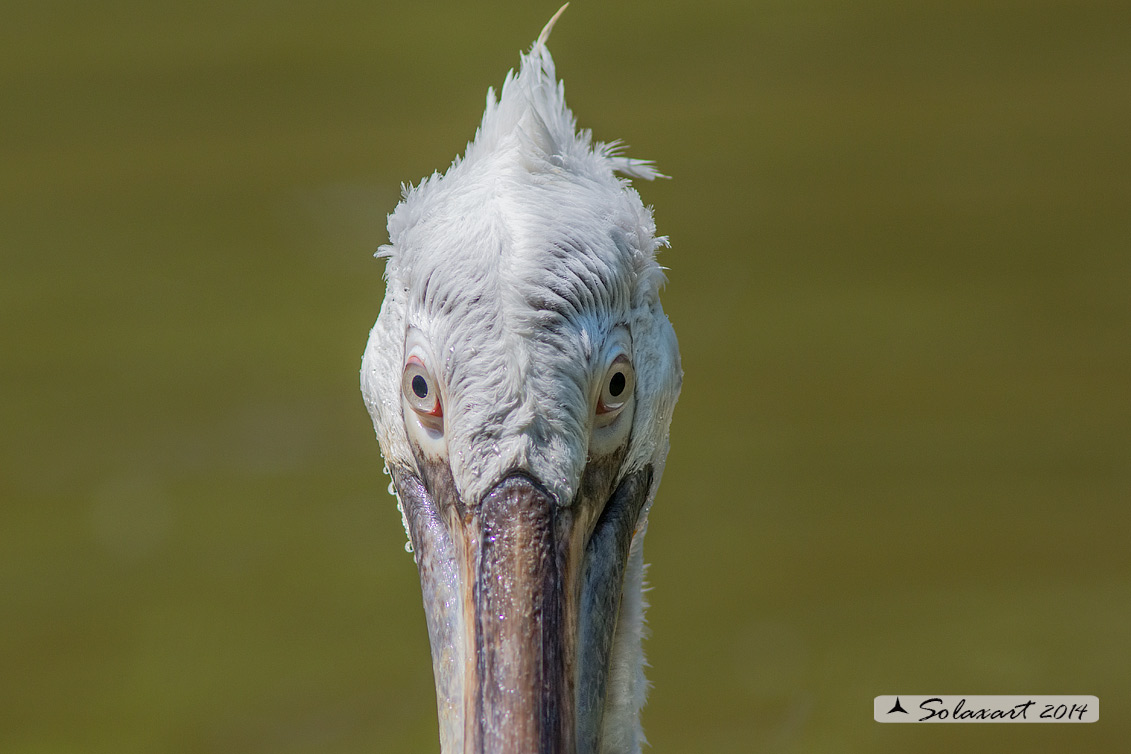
xmin=2 ymin=1 xmax=1128 ymax=752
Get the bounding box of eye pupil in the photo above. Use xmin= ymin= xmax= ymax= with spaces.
xmin=608 ymin=371 xmax=626 ymax=397
xmin=411 ymin=374 xmax=429 ymax=399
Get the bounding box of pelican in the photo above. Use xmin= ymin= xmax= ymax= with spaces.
xmin=361 ymin=8 xmax=680 ymax=752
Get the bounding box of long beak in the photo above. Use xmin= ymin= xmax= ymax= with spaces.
xmin=390 ymin=463 xmax=652 ymax=754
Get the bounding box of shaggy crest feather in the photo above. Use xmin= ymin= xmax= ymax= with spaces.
xmin=380 ymin=7 xmax=663 ymax=267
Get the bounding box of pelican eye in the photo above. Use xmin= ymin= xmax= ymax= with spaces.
xmin=597 ymin=356 xmax=635 ymax=416
xmin=402 ymin=358 xmax=443 ymax=419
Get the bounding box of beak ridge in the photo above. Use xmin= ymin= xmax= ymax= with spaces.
xmin=467 ymin=473 xmax=574 ymax=754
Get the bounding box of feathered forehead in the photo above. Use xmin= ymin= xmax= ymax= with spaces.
xmin=380 ymin=20 xmax=667 ymax=317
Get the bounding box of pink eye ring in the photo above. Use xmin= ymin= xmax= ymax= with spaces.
xmin=402 ymin=357 xmax=443 ymax=418
xmin=596 ymin=356 xmax=634 ymax=416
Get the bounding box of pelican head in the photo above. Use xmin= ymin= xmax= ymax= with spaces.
xmin=361 ymin=9 xmax=680 ymax=753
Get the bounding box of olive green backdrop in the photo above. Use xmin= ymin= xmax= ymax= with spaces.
xmin=2 ymin=1 xmax=1127 ymax=752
